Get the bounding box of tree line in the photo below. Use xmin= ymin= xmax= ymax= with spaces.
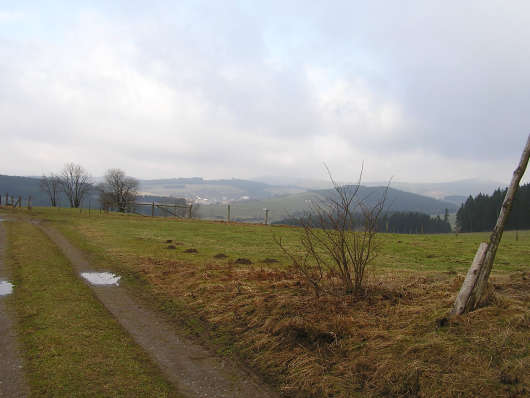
xmin=41 ymin=163 xmax=139 ymax=212
xmin=274 ymin=210 xmax=452 ymax=234
xmin=456 ymin=183 xmax=530 ymax=232
xmin=378 ymin=210 xmax=452 ymax=233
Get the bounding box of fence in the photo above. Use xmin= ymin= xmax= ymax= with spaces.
xmin=1 ymin=193 xmax=32 ymax=210
xmin=0 ymin=193 xmax=273 ymax=225
xmin=132 ymin=202 xmax=193 ymax=218
xmin=200 ymin=204 xmax=272 ymax=225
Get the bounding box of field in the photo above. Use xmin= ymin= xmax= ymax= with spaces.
xmin=3 ymin=218 xmax=180 ymax=397
xmin=3 ymin=207 xmax=529 ymax=397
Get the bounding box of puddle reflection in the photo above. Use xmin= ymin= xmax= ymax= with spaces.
xmin=0 ymin=280 xmax=14 ymax=296
xmin=81 ymin=272 xmax=121 ymax=286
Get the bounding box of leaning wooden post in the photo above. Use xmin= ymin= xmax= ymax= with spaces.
xmin=451 ymin=134 xmax=530 ymax=316
xmin=227 ymin=204 xmax=231 ymax=222
xmin=188 ymin=204 xmax=193 ymax=219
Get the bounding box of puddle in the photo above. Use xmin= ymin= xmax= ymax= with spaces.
xmin=81 ymin=272 xmax=121 ymax=286
xmin=0 ymin=280 xmax=14 ymax=296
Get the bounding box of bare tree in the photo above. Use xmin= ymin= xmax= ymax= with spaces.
xmin=276 ymin=166 xmax=387 ymax=297
xmin=451 ymin=134 xmax=529 ymax=316
xmin=40 ymin=173 xmax=61 ymax=207
xmin=97 ymin=168 xmax=138 ymax=212
xmin=58 ymin=163 xmax=92 ymax=208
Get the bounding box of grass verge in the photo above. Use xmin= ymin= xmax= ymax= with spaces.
xmin=8 ymin=208 xmax=530 ymax=397
xmin=5 ymin=220 xmax=181 ymax=397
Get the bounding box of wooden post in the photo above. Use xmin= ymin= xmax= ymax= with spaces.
xmin=451 ymin=134 xmax=530 ymax=316
xmin=264 ymin=208 xmax=269 ymax=225
xmin=188 ymin=204 xmax=193 ymax=219
xmin=151 ymin=202 xmax=155 ymax=217
xmin=17 ymin=196 xmax=22 ymax=208
xmin=5 ymin=193 xmax=8 ymax=206
xmin=27 ymin=196 xmax=32 ymax=210
xmin=227 ymin=204 xmax=231 ymax=222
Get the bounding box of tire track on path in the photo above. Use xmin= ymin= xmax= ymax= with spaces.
xmin=36 ymin=221 xmax=279 ymax=398
xmin=0 ymin=220 xmax=30 ymax=398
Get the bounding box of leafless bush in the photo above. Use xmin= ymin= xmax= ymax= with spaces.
xmin=276 ymin=166 xmax=387 ymax=297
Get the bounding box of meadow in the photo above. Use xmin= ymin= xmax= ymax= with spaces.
xmin=4 ymin=207 xmax=530 ymax=397
xmin=4 ymin=219 xmax=180 ymax=397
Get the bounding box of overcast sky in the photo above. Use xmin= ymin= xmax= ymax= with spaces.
xmin=1 ymin=0 xmax=529 ymax=184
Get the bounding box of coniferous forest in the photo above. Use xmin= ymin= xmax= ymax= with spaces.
xmin=456 ymin=183 xmax=530 ymax=232
xmin=378 ymin=211 xmax=452 ymax=234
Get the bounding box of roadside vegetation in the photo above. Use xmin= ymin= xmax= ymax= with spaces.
xmin=4 ymin=220 xmax=181 ymax=397
xmin=4 ymin=207 xmax=529 ymax=397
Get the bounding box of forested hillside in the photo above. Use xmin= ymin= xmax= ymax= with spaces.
xmin=0 ymin=175 xmax=53 ymax=206
xmin=456 ymin=183 xmax=530 ymax=232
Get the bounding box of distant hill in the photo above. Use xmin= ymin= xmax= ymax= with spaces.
xmin=443 ymin=195 xmax=468 ymax=206
xmin=138 ymin=177 xmax=305 ymax=202
xmin=198 ymin=185 xmax=458 ymax=223
xmin=364 ymin=178 xmax=504 ymax=200
xmin=252 ymin=176 xmax=504 ymax=201
xmin=0 ymin=175 xmax=54 ymax=206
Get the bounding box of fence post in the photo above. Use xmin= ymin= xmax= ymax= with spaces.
xmin=17 ymin=196 xmax=22 ymax=208
xmin=27 ymin=196 xmax=32 ymax=210
xmin=264 ymin=208 xmax=269 ymax=225
xmin=151 ymin=202 xmax=155 ymax=217
xmin=227 ymin=204 xmax=231 ymax=222
xmin=5 ymin=193 xmax=8 ymax=206
xmin=188 ymin=204 xmax=193 ymax=219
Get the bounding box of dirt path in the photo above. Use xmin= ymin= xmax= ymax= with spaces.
xmin=37 ymin=222 xmax=279 ymax=398
xmin=0 ymin=221 xmax=30 ymax=398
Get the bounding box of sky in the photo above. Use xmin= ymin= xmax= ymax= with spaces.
xmin=1 ymin=0 xmax=529 ymax=184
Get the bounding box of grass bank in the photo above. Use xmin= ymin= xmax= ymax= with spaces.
xmin=10 ymin=208 xmax=530 ymax=397
xmin=5 ymin=220 xmax=181 ymax=397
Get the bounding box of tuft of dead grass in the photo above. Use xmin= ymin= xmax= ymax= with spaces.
xmin=126 ymin=255 xmax=529 ymax=397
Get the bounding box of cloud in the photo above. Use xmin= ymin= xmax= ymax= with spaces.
xmin=0 ymin=11 xmax=23 ymax=22
xmin=0 ymin=1 xmax=528 ymax=185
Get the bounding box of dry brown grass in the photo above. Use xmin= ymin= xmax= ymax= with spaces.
xmin=127 ymin=253 xmax=529 ymax=397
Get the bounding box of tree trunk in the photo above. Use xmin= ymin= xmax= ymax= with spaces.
xmin=451 ymin=134 xmax=530 ymax=316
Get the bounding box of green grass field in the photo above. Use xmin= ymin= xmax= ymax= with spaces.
xmin=4 ymin=219 xmax=181 ymax=397
xmin=3 ymin=207 xmax=529 ymax=397
xmin=27 ymin=206 xmax=529 ymax=273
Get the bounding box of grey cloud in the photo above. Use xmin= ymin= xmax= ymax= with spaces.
xmin=1 ymin=1 xmax=529 ymax=183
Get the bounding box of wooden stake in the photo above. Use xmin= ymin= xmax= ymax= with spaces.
xmin=451 ymin=134 xmax=530 ymax=316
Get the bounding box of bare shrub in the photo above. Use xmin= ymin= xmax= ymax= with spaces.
xmin=276 ymin=166 xmax=387 ymax=297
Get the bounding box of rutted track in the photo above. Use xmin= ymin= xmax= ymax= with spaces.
xmin=0 ymin=221 xmax=29 ymax=398
xmin=36 ymin=221 xmax=279 ymax=398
